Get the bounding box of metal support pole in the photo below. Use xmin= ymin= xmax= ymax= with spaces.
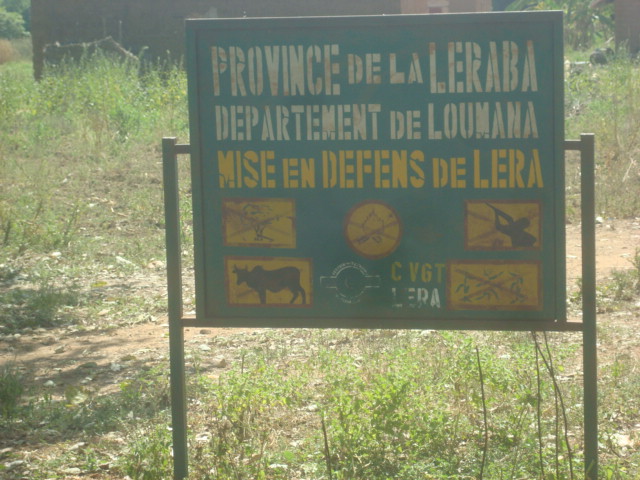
xmin=162 ymin=137 xmax=188 ymax=480
xmin=580 ymin=134 xmax=598 ymax=479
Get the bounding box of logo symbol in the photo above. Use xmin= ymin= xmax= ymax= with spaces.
xmin=344 ymin=200 xmax=402 ymax=259
xmin=320 ymin=262 xmax=381 ymax=304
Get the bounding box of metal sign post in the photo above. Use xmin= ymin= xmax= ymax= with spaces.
xmin=162 ymin=12 xmax=598 ymax=479
xmin=566 ymin=134 xmax=598 ymax=478
xmin=162 ymin=138 xmax=189 ymax=480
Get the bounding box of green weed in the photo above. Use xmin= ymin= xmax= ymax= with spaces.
xmin=119 ymin=424 xmax=174 ymax=480
xmin=0 ymin=364 xmax=23 ymax=418
xmin=125 ymin=330 xmax=583 ymax=480
xmin=119 ymin=365 xmax=171 ymax=415
xmin=0 ymin=277 xmax=80 ymax=332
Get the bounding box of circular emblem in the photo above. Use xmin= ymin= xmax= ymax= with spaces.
xmin=320 ymin=262 xmax=381 ymax=304
xmin=334 ymin=263 xmax=368 ymax=299
xmin=344 ymin=200 xmax=402 ymax=259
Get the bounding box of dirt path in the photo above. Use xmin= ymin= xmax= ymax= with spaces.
xmin=566 ymin=219 xmax=640 ymax=285
xmin=1 ymin=219 xmax=639 ymax=397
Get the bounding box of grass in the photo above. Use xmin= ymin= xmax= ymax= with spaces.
xmin=3 ymin=329 xmax=589 ymax=479
xmin=0 ymin=50 xmax=189 ymax=334
xmin=565 ymin=53 xmax=640 ymax=218
xmin=0 ymin=363 xmax=23 ymax=418
xmin=0 ymin=41 xmax=639 ymax=479
xmin=111 ymin=330 xmax=588 ymax=479
xmin=1 ymin=324 xmax=636 ymax=479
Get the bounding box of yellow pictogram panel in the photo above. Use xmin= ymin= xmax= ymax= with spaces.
xmin=225 ymin=256 xmax=312 ymax=307
xmin=448 ymin=261 xmax=541 ymax=310
xmin=344 ymin=200 xmax=402 ymax=259
xmin=222 ymin=198 xmax=296 ymax=248
xmin=466 ymin=201 xmax=541 ymax=250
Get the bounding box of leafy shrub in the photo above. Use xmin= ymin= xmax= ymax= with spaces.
xmin=120 ymin=424 xmax=174 ymax=480
xmin=0 ymin=0 xmax=30 ymax=31
xmin=0 ymin=7 xmax=27 ymax=39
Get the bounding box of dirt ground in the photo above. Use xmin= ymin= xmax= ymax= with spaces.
xmin=1 ymin=218 xmax=639 ymax=400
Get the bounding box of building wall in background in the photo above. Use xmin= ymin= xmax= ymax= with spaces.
xmin=401 ymin=0 xmax=492 ymax=13
xmin=31 ymin=0 xmax=492 ymax=78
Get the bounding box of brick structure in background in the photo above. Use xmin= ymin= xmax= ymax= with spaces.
xmin=401 ymin=0 xmax=491 ymax=13
xmin=30 ymin=0 xmax=492 ymax=78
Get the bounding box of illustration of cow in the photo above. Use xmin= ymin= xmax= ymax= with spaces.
xmin=232 ymin=265 xmax=306 ymax=305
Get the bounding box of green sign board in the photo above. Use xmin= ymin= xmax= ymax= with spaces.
xmin=185 ymin=12 xmax=565 ymax=328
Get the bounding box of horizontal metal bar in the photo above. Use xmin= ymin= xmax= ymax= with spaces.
xmin=180 ymin=316 xmax=584 ymax=332
xmin=174 ymin=144 xmax=191 ymax=155
xmin=565 ymin=139 xmax=584 ymax=152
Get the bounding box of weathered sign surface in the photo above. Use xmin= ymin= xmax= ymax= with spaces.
xmin=185 ymin=12 xmax=565 ymax=328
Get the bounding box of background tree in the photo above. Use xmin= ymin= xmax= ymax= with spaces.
xmin=0 ymin=8 xmax=26 ymax=39
xmin=0 ymin=0 xmax=29 ymax=34
xmin=506 ymin=0 xmax=614 ymax=50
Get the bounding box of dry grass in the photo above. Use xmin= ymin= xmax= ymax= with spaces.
xmin=0 ymin=39 xmax=15 ymax=64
